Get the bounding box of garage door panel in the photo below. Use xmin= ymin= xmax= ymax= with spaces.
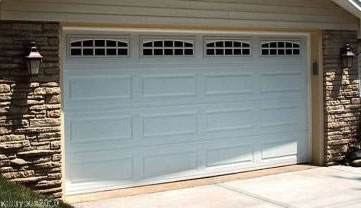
xmin=68 ymin=116 xmax=133 ymax=144
xmin=68 ymin=158 xmax=133 ymax=184
xmin=205 ymin=145 xmax=254 ymax=168
xmin=142 ymin=151 xmax=198 ymax=178
xmin=259 ymin=103 xmax=307 ymax=130
xmin=141 ymin=74 xmax=197 ymax=98
xmin=205 ymin=107 xmax=256 ymax=133
xmin=261 ymin=140 xmax=298 ymax=161
xmin=65 ymin=76 xmax=133 ymax=110
xmin=204 ymin=73 xmax=255 ymax=96
xmin=68 ymin=75 xmax=132 ymax=101
xmin=67 ymin=150 xmax=134 ymax=184
xmin=141 ymin=111 xmax=198 ymax=138
xmin=259 ymin=134 xmax=308 ymax=163
xmin=260 ymin=72 xmax=306 ymax=96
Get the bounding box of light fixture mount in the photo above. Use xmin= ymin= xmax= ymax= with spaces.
xmin=25 ymin=41 xmax=43 ymax=75
xmin=340 ymin=43 xmax=355 ymax=69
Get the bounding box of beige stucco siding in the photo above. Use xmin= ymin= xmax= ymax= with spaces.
xmin=0 ymin=0 xmax=358 ymax=30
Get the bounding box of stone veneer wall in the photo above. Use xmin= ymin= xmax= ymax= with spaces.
xmin=323 ymin=30 xmax=361 ymax=165
xmin=0 ymin=21 xmax=62 ymax=197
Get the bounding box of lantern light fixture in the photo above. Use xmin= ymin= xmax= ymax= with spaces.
xmin=340 ymin=43 xmax=355 ymax=69
xmin=25 ymin=41 xmax=43 ymax=75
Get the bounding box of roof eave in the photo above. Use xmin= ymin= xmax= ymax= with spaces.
xmin=332 ymin=0 xmax=361 ymax=18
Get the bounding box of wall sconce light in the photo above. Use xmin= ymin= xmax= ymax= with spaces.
xmin=340 ymin=43 xmax=355 ymax=69
xmin=25 ymin=41 xmax=43 ymax=75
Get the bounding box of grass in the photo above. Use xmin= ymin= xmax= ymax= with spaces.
xmin=0 ymin=176 xmax=73 ymax=208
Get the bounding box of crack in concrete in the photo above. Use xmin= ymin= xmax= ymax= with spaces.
xmin=216 ymin=184 xmax=298 ymax=208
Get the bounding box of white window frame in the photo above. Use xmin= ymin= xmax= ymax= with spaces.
xmin=204 ymin=39 xmax=252 ymax=57
xmin=140 ymin=38 xmax=195 ymax=57
xmin=260 ymin=40 xmax=301 ymax=56
xmin=67 ymin=35 xmax=130 ymax=59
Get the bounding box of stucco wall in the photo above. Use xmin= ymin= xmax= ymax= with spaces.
xmin=0 ymin=21 xmax=62 ymax=197
xmin=323 ymin=30 xmax=361 ymax=165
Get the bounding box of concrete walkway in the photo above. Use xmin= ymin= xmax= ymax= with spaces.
xmin=74 ymin=166 xmax=361 ymax=208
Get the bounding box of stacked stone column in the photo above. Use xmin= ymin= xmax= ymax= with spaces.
xmin=0 ymin=21 xmax=62 ymax=197
xmin=323 ymin=30 xmax=361 ymax=165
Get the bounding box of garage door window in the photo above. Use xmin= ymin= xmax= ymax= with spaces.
xmin=205 ymin=40 xmax=251 ymax=56
xmin=261 ymin=41 xmax=300 ymax=56
xmin=70 ymin=39 xmax=129 ymax=57
xmin=142 ymin=40 xmax=194 ymax=56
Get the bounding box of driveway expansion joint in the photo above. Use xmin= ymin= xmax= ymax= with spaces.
xmin=216 ymin=184 xmax=297 ymax=208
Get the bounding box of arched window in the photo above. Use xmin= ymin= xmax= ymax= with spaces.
xmin=261 ymin=41 xmax=300 ymax=56
xmin=70 ymin=39 xmax=129 ymax=57
xmin=142 ymin=40 xmax=194 ymax=56
xmin=205 ymin=40 xmax=251 ymax=56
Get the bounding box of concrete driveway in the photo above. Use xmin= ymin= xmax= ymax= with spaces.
xmin=74 ymin=166 xmax=361 ymax=208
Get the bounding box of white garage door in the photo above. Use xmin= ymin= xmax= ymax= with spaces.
xmin=64 ymin=31 xmax=310 ymax=195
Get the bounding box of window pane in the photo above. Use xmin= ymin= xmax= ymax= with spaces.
xmin=278 ymin=49 xmax=285 ymax=55
xmin=242 ymin=49 xmax=250 ymax=55
xmin=242 ymin=43 xmax=249 ymax=47
xmin=154 ymin=49 xmax=163 ymax=55
xmin=293 ymin=49 xmax=300 ymax=55
xmin=262 ymin=49 xmax=269 ymax=55
xmin=270 ymin=42 xmax=277 ymax=48
xmin=71 ymin=49 xmax=81 ymax=56
xmin=143 ymin=49 xmax=152 ymax=56
xmin=118 ymin=42 xmax=128 ymax=47
xmin=175 ymin=49 xmax=183 ymax=55
xmin=293 ymin=43 xmax=300 ymax=48
xmin=154 ymin=41 xmax=163 ymax=47
xmin=225 ymin=49 xmax=233 ymax=55
xmin=216 ymin=41 xmax=224 ymax=47
xmin=95 ymin=49 xmax=105 ymax=56
xmin=184 ymin=49 xmax=193 ymax=55
xmin=278 ymin=42 xmax=284 ymax=47
xmin=83 ymin=49 xmax=93 ymax=56
xmin=175 ymin=41 xmax=183 ymax=47
xmin=234 ymin=42 xmax=241 ymax=47
xmin=207 ymin=42 xmax=215 ymax=47
xmin=286 ymin=49 xmax=293 ymax=55
xmin=143 ymin=42 xmax=153 ymax=47
xmin=207 ymin=49 xmax=215 ymax=55
xmin=118 ymin=49 xmax=128 ymax=56
xmin=165 ymin=49 xmax=173 ymax=55
xmin=270 ymin=49 xmax=277 ymax=55
xmin=184 ymin=42 xmax=193 ymax=47
xmin=107 ymin=49 xmax=117 ymax=56
xmin=286 ymin=42 xmax=293 ymax=48
xmin=164 ymin=41 xmax=173 ymax=47
xmin=107 ymin=40 xmax=116 ymax=47
xmin=95 ymin=40 xmax=105 ymax=47
xmin=234 ymin=49 xmax=242 ymax=55
xmin=216 ymin=49 xmax=224 ymax=55
xmin=262 ymin=43 xmax=269 ymax=48
xmin=71 ymin=41 xmax=81 ymax=47
xmin=83 ymin=40 xmax=93 ymax=47
xmin=225 ymin=41 xmax=233 ymax=47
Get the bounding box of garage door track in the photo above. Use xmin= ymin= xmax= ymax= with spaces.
xmin=74 ymin=166 xmax=361 ymax=208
